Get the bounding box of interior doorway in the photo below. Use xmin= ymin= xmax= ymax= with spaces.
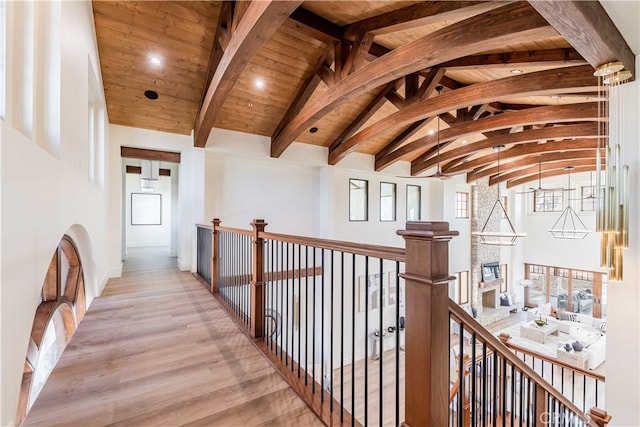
xmin=120 ymin=147 xmax=181 ymax=262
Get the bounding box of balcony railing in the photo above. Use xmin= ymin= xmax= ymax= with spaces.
xmin=195 ymin=219 xmax=611 ymax=427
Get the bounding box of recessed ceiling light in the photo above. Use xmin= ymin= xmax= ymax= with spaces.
xmin=511 ymin=69 xmax=523 ymax=74
xmin=149 ymin=56 xmax=162 ymax=67
xmin=461 ymin=139 xmax=467 ymax=144
xmin=309 ymin=127 xmax=318 ymax=133
xmin=248 ymin=102 xmax=254 ymax=108
xmin=429 ymin=129 xmax=435 ymax=136
xmin=254 ymin=78 xmax=265 ymax=89
xmin=550 ymin=95 xmax=561 ymax=99
xmin=144 ymin=90 xmax=159 ymax=100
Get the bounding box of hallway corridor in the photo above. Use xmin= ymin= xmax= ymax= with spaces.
xmin=23 ymin=248 xmax=322 ymax=426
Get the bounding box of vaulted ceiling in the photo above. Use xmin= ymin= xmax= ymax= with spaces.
xmin=92 ymin=1 xmax=635 ymax=187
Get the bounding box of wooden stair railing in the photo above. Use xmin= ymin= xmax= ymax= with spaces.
xmin=449 ymin=300 xmax=611 ymax=426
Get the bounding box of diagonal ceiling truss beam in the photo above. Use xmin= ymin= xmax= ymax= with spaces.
xmin=443 ymin=131 xmax=602 ymax=174
xmin=270 ymin=2 xmax=556 ymax=158
xmin=194 ymin=1 xmax=302 ymax=148
xmin=506 ymin=164 xmax=603 ymax=188
xmin=487 ymin=153 xmax=603 ymax=185
xmin=528 ymin=0 xmax=635 ymax=78
xmin=337 ymin=65 xmax=598 ymax=166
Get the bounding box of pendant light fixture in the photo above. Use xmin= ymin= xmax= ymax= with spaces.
xmin=548 ymin=166 xmax=590 ymax=239
xmin=472 ymin=145 xmax=526 ymax=246
xmin=426 ymin=85 xmax=450 ymax=180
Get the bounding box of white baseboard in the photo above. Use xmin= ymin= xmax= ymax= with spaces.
xmin=177 ymin=258 xmax=191 ymax=271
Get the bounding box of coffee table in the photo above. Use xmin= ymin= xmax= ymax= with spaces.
xmin=557 ymin=346 xmax=589 ymax=369
xmin=520 ymin=321 xmax=559 ymax=344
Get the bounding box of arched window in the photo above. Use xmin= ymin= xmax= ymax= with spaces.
xmin=16 ymin=235 xmax=86 ymax=424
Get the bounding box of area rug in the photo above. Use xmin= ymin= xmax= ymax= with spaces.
xmin=495 ymin=321 xmax=571 ymax=360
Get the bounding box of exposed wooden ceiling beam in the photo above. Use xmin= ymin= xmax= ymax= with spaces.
xmin=194 ymin=1 xmax=302 ymax=148
xmin=528 ymin=0 xmax=635 ymax=79
xmin=470 ymin=149 xmax=598 ymax=183
xmin=338 ymin=65 xmax=597 ymax=164
xmin=444 ymin=132 xmax=601 ymax=174
xmin=270 ymin=2 xmax=556 ymax=158
xmin=441 ymin=48 xmax=586 ymax=70
xmin=487 ymin=154 xmax=602 ymax=185
xmin=284 ymin=7 xmax=342 ymax=43
xmin=411 ymin=123 xmax=598 ymax=175
xmin=342 ymin=1 xmax=507 ymax=39
xmin=353 ymin=65 xmax=598 ymax=168
xmin=507 ymin=164 xmax=600 ymax=188
xmin=121 ymin=146 xmax=181 ymax=163
xmin=407 ymin=105 xmax=602 ymax=174
xmin=379 ymin=103 xmax=600 ymax=172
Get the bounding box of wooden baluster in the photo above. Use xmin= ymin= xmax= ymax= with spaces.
xmin=398 ymin=221 xmax=458 ymax=427
xmin=535 ymin=385 xmax=548 ymax=426
xmin=589 ymin=407 xmax=612 ymax=427
xmin=250 ymin=219 xmax=267 ymax=339
xmin=212 ymin=218 xmax=221 ymax=294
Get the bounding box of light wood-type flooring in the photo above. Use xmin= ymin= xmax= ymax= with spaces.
xmin=24 ymin=247 xmax=323 ymax=427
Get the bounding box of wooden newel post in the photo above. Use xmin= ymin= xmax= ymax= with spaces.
xmin=212 ymin=218 xmax=221 ymax=294
xmin=250 ymin=219 xmax=267 ymax=339
xmin=588 ymin=408 xmax=612 ymax=427
xmin=397 ymin=221 xmax=459 ymax=427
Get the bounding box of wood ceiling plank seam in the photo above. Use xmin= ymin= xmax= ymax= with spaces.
xmin=490 ymin=159 xmax=602 ymax=186
xmin=353 ymin=64 xmax=599 ymax=169
xmin=375 ymin=117 xmax=435 ymax=161
xmin=195 ymin=1 xmax=304 ymax=148
xmin=370 ymin=66 xmax=594 ymax=171
xmin=92 ymin=10 xmax=215 ymax=48
xmin=413 ymin=122 xmax=602 ymax=175
xmin=270 ymin=2 xmax=556 ymax=158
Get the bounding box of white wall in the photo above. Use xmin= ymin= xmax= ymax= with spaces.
xmin=108 ymin=125 xmax=205 ymax=271
xmin=0 ymin=1 xmax=113 ymax=424
xmin=124 ymin=173 xmax=172 ymax=248
xmin=606 ymin=56 xmax=640 ymax=427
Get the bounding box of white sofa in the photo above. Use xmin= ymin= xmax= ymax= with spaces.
xmin=526 ymin=305 xmax=606 ymax=335
xmin=527 ymin=305 xmax=606 ymax=369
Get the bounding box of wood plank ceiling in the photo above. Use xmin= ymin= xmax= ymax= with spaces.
xmin=93 ymin=1 xmax=635 ymax=187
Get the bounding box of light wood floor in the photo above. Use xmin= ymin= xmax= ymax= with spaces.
xmin=24 ymin=247 xmax=323 ymax=427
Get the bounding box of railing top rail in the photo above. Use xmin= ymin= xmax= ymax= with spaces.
xmin=217 ymin=226 xmax=253 ymax=236
xmin=259 ymin=231 xmax=406 ymax=262
xmin=196 ymin=223 xmax=213 ymax=230
xmin=449 ymin=300 xmax=596 ymax=425
xmin=501 ymin=335 xmax=606 ymax=382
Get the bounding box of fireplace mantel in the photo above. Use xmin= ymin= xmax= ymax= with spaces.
xmin=479 ymin=278 xmax=503 ymax=289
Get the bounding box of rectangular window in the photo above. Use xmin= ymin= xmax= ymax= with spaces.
xmin=581 ymin=186 xmax=603 ymax=212
xmin=349 ymin=179 xmax=368 ymax=221
xmin=500 ymin=264 xmax=508 ymax=292
xmin=534 ymin=190 xmax=563 ymax=212
xmin=500 ymin=196 xmax=508 ymax=219
xmin=455 ymin=192 xmax=469 ymax=218
xmin=380 ymin=182 xmax=396 ymax=221
xmin=406 ymin=185 xmax=421 ymax=221
xmin=458 ymin=271 xmax=469 ymax=304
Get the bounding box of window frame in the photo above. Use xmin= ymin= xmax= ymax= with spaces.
xmin=379 ymin=181 xmax=397 ymax=222
xmin=455 ymin=191 xmax=469 ymax=219
xmin=534 ymin=189 xmax=563 ymax=212
xmin=349 ymin=178 xmax=368 ymax=222
xmin=406 ymin=184 xmax=421 ymax=221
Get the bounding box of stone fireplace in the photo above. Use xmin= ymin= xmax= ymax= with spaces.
xmin=472 ymin=279 xmax=502 ymax=315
